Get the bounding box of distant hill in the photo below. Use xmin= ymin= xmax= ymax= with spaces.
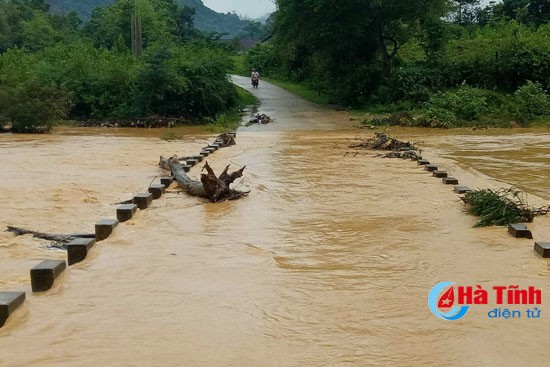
xmin=177 ymin=0 xmax=250 ymax=38
xmin=45 ymin=0 xmax=253 ymax=38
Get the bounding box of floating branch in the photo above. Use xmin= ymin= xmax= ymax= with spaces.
xmin=6 ymin=226 xmax=95 ymax=249
xmin=6 ymin=226 xmax=95 ymax=243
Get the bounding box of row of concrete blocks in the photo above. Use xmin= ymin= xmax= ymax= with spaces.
xmin=417 ymin=159 xmax=460 ymax=186
xmin=417 ymin=158 xmax=550 ymax=259
xmin=75 ymin=131 xmax=238 ymax=265
xmin=0 ymin=179 xmax=176 ymax=328
xmin=1 ymin=131 xmax=239 ymax=328
xmin=172 ymin=132 xmax=236 ymax=172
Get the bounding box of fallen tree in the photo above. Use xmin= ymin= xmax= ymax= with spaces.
xmin=159 ymin=157 xmax=248 ymax=202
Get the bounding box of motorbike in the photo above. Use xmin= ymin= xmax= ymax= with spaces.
xmin=251 ymin=77 xmax=259 ymax=88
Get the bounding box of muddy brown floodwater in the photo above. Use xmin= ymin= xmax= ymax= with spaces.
xmin=0 ymin=76 xmax=549 ymax=367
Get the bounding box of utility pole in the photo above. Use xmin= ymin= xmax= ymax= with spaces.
xmin=131 ymin=0 xmax=142 ymax=57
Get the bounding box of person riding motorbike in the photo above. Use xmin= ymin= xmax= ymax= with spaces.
xmin=251 ymin=68 xmax=260 ymax=88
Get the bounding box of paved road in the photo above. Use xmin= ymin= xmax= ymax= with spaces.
xmin=230 ymin=75 xmax=355 ymax=131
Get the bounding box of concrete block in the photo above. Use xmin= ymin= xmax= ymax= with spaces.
xmin=148 ymin=184 xmax=166 ymax=199
xmin=67 ymin=237 xmax=96 ymax=266
xmin=228 ymin=132 xmax=236 ymax=137
xmin=189 ymin=155 xmax=203 ymax=162
xmin=417 ymin=159 xmax=429 ymax=166
xmin=454 ymin=185 xmax=472 ymax=194
xmin=117 ymin=204 xmax=138 ymax=222
xmin=160 ymin=176 xmax=173 ymax=188
xmin=31 ymin=260 xmax=66 ymax=292
xmin=433 ymin=170 xmax=448 ymax=178
xmin=207 ymin=144 xmax=219 ymax=151
xmin=425 ymin=164 xmax=438 ymax=172
xmin=534 ymin=242 xmax=550 ymax=258
xmin=133 ymin=193 xmax=153 ymax=210
xmin=442 ymin=177 xmax=459 ymax=185
xmin=0 ymin=292 xmax=26 ymax=328
xmin=508 ymin=223 xmax=533 ymax=239
xmin=95 ymin=219 xmax=119 ymax=241
xmin=199 ymin=151 xmax=209 ymax=157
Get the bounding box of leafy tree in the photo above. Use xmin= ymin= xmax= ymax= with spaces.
xmin=450 ymin=0 xmax=481 ymax=25
xmin=84 ymin=0 xmax=185 ymax=50
xmin=272 ymin=0 xmax=449 ymax=104
xmin=441 ymin=21 xmax=550 ymax=90
xmin=0 ymin=0 xmax=82 ymax=52
xmin=493 ymin=0 xmax=550 ymax=26
xmin=0 ymin=78 xmax=68 ymax=133
xmin=0 ymin=48 xmax=68 ymax=133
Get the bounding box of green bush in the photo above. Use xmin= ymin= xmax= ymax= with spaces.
xmin=0 ymin=79 xmax=68 ymax=133
xmin=389 ymin=66 xmax=440 ymax=103
xmin=425 ymin=84 xmax=489 ymax=125
xmin=513 ymin=80 xmax=550 ymax=122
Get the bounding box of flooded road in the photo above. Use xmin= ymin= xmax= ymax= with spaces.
xmin=0 ymin=78 xmax=549 ymax=366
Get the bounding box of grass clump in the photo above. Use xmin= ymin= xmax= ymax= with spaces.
xmin=463 ymin=187 xmax=537 ymax=227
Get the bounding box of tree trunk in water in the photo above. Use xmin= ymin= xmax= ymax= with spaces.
xmin=159 ymin=156 xmax=247 ymax=202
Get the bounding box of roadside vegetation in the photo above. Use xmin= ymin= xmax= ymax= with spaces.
xmin=0 ymin=0 xmax=240 ymax=133
xmin=243 ymin=0 xmax=550 ymax=128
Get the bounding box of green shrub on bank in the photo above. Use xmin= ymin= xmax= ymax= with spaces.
xmin=513 ymin=81 xmax=550 ymax=123
xmin=0 ymin=81 xmax=68 ymax=133
xmin=0 ymin=55 xmax=69 ymax=133
xmin=424 ymin=84 xmax=489 ymax=125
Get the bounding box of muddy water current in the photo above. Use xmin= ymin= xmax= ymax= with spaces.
xmin=1 ymin=78 xmax=550 ymax=366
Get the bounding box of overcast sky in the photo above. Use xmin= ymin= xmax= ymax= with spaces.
xmin=202 ymin=0 xmax=276 ymax=19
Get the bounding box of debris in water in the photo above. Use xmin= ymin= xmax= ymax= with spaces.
xmin=347 ymin=132 xmax=422 ymax=160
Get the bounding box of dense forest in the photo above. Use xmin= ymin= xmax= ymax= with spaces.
xmin=45 ymin=0 xmax=260 ymax=38
xmin=0 ymin=0 xmax=240 ymax=133
xmin=247 ymin=0 xmax=550 ymax=127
